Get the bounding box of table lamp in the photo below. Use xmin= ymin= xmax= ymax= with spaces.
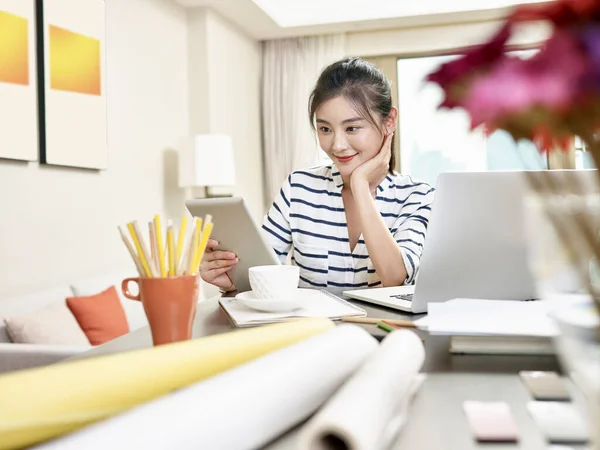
xmin=178 ymin=134 xmax=236 ymax=198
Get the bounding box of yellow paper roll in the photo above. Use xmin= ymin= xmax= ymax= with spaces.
xmin=0 ymin=318 xmax=334 ymax=450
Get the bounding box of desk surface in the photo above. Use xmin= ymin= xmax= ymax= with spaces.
xmin=70 ymin=296 xmax=586 ymax=450
xmin=74 ymin=296 xmax=561 ymax=375
xmin=265 ymin=373 xmax=587 ymax=450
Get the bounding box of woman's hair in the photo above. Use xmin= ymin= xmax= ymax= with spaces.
xmin=308 ymin=57 xmax=396 ymax=173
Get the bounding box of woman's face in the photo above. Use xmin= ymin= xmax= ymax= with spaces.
xmin=315 ymin=96 xmax=390 ymax=179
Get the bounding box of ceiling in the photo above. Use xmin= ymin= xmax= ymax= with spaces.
xmin=173 ymin=0 xmax=551 ymax=40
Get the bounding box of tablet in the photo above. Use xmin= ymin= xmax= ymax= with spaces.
xmin=185 ymin=197 xmax=281 ymax=293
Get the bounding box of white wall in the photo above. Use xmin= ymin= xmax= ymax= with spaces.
xmin=186 ymin=9 xmax=264 ymax=220
xmin=0 ymin=0 xmax=190 ymax=297
xmin=187 ymin=9 xmax=210 ymax=136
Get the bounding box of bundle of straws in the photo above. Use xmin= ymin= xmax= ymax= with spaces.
xmin=118 ymin=214 xmax=213 ymax=278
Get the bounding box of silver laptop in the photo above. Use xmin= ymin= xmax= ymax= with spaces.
xmin=343 ymin=170 xmax=598 ymax=314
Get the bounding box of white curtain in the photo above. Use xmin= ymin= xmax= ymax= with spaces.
xmin=261 ymin=34 xmax=346 ymax=207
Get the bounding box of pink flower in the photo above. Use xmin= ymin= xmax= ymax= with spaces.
xmin=463 ymin=31 xmax=591 ymax=129
xmin=425 ymin=0 xmax=600 ymax=152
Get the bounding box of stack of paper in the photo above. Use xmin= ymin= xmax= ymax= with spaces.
xmin=424 ymin=299 xmax=559 ymax=337
xmin=422 ymin=299 xmax=558 ymax=355
xmin=220 ymin=289 xmax=367 ymax=327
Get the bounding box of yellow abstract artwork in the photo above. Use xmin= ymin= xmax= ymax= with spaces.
xmin=0 ymin=10 xmax=29 ymax=86
xmin=49 ymin=25 xmax=101 ymax=96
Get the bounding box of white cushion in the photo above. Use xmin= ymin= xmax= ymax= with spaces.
xmin=200 ymin=279 xmax=220 ymax=301
xmin=4 ymin=301 xmax=91 ymax=346
xmin=0 ymin=286 xmax=74 ymax=343
xmin=70 ymin=272 xmax=149 ymax=331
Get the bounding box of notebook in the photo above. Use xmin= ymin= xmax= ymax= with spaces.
xmin=449 ymin=335 xmax=555 ymax=355
xmin=219 ymin=290 xmax=367 ymax=328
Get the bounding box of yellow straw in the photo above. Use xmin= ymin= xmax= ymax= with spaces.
xmin=167 ymin=225 xmax=176 ymax=277
xmin=127 ymin=222 xmax=153 ymax=277
xmin=186 ymin=218 xmax=203 ymax=275
xmin=118 ymin=226 xmax=145 ymax=276
xmin=154 ymin=214 xmax=167 ymax=277
xmin=176 ymin=216 xmax=188 ymax=264
xmin=192 ymin=222 xmax=214 ymax=275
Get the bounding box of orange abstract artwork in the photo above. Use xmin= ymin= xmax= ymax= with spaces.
xmin=49 ymin=25 xmax=101 ymax=96
xmin=0 ymin=10 xmax=29 ymax=86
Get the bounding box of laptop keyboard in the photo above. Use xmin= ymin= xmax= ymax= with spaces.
xmin=389 ymin=293 xmax=413 ymax=302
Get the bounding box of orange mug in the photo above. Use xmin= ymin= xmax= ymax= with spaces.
xmin=121 ymin=275 xmax=199 ymax=346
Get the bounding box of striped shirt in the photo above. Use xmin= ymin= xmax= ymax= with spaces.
xmin=261 ymin=164 xmax=435 ymax=297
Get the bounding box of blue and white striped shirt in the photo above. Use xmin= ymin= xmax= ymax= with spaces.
xmin=261 ymin=164 xmax=435 ymax=297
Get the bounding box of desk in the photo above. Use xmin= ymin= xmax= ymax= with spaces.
xmin=72 ymin=296 xmax=561 ymax=375
xmin=69 ymin=296 xmax=586 ymax=450
xmin=266 ymin=373 xmax=587 ymax=450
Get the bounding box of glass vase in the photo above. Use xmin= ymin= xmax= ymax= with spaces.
xmin=523 ymin=191 xmax=600 ymax=448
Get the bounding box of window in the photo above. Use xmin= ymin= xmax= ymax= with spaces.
xmin=574 ymin=136 xmax=597 ymax=169
xmin=396 ymin=50 xmax=547 ymax=186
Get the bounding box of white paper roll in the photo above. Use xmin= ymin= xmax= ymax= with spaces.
xmin=33 ymin=324 xmax=378 ymax=450
xmin=296 ymin=329 xmax=426 ymax=450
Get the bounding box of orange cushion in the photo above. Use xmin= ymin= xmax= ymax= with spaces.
xmin=66 ymin=286 xmax=130 ymax=345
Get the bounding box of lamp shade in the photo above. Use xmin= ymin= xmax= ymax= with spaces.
xmin=178 ymin=134 xmax=236 ymax=188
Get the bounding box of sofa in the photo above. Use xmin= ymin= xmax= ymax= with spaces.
xmin=0 ymin=271 xmax=220 ymax=374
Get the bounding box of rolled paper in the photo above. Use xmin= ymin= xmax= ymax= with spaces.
xmin=297 ymin=329 xmax=426 ymax=450
xmin=0 ymin=318 xmax=335 ymax=450
xmin=31 ymin=325 xmax=379 ymax=450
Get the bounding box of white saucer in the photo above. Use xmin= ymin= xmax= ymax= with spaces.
xmin=235 ymin=289 xmax=318 ymax=313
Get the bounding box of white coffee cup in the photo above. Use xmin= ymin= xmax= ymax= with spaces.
xmin=248 ymin=265 xmax=300 ymax=301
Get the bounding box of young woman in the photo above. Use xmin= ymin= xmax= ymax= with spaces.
xmin=200 ymin=57 xmax=435 ymax=296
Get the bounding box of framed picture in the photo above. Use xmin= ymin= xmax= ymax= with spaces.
xmin=36 ymin=0 xmax=107 ymax=169
xmin=0 ymin=0 xmax=39 ymax=161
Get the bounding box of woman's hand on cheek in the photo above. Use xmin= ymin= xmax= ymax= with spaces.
xmin=350 ymin=132 xmax=393 ymax=194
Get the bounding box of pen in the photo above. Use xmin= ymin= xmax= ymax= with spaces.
xmin=376 ymin=321 xmax=395 ymax=333
xmin=341 ymin=317 xmax=416 ymax=328
xmin=381 ymin=320 xmax=402 ymax=329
